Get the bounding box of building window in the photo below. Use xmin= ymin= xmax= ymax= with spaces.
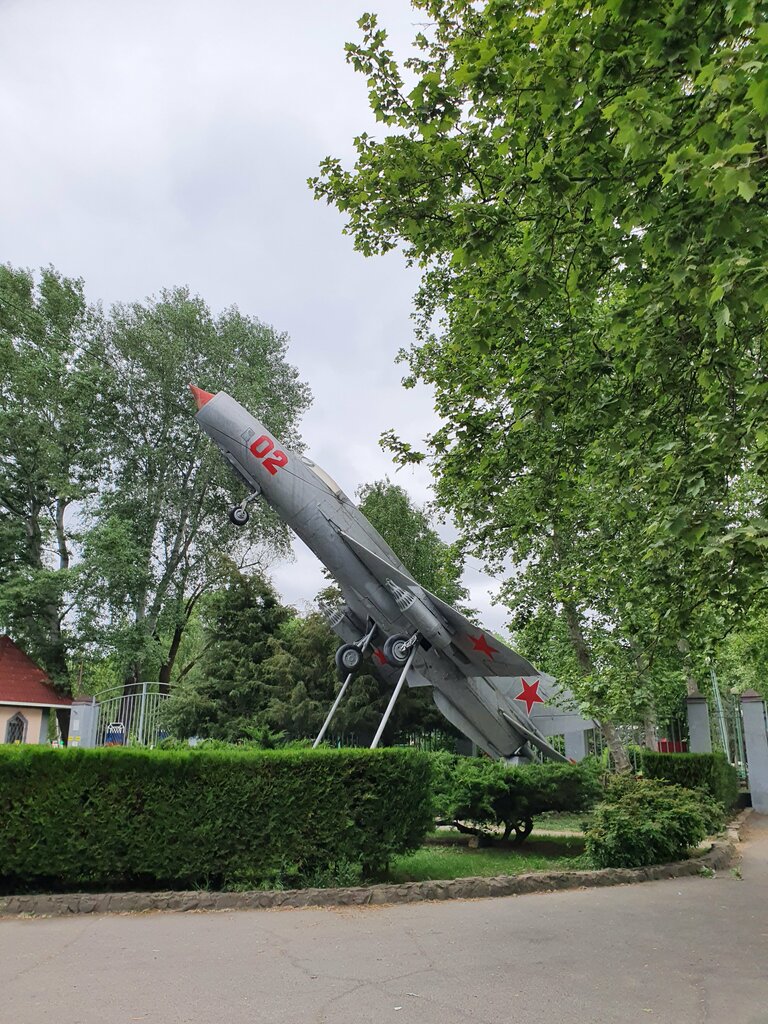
xmin=5 ymin=712 xmax=27 ymax=744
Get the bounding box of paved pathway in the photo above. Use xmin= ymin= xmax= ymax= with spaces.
xmin=2 ymin=817 xmax=767 ymax=1024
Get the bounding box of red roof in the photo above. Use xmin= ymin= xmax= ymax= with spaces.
xmin=0 ymin=636 xmax=72 ymax=707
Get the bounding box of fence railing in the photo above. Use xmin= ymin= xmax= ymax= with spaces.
xmin=90 ymin=682 xmax=170 ymax=748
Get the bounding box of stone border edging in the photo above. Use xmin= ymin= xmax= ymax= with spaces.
xmin=0 ymin=809 xmax=751 ymax=919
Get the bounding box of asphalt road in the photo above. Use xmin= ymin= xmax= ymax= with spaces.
xmin=2 ymin=817 xmax=767 ymax=1024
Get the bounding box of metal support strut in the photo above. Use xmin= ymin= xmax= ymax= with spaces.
xmin=370 ymin=637 xmax=419 ymax=750
xmin=313 ymin=672 xmax=354 ymax=749
xmin=312 ymin=621 xmax=378 ymax=749
xmin=238 ymin=487 xmax=262 ymax=513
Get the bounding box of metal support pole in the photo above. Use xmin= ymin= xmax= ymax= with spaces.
xmin=370 ymin=644 xmax=418 ymax=750
xmin=313 ymin=672 xmax=354 ymax=749
xmin=710 ymin=664 xmax=733 ymax=762
xmin=312 ymin=622 xmax=379 ymax=749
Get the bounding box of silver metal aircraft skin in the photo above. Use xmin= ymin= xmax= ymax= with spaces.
xmin=190 ymin=385 xmax=593 ymax=762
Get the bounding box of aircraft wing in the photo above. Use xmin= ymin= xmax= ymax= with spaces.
xmin=338 ymin=529 xmax=537 ymax=678
xmin=498 ymin=711 xmax=570 ymax=763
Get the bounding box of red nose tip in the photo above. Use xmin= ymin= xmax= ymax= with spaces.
xmin=189 ymin=384 xmax=215 ymax=410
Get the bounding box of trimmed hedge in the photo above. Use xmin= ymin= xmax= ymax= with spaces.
xmin=431 ymin=754 xmax=601 ymax=840
xmin=639 ymin=751 xmax=739 ymax=810
xmin=0 ymin=746 xmax=432 ymax=891
xmin=585 ymin=776 xmax=725 ymax=869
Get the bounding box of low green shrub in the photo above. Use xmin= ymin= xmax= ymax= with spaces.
xmin=0 ymin=746 xmax=432 ymax=891
xmin=639 ymin=751 xmax=739 ymax=810
xmin=585 ymin=776 xmax=725 ymax=869
xmin=431 ymin=754 xmax=601 ymax=841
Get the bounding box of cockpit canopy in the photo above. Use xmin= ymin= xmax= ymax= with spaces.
xmin=300 ymin=456 xmax=346 ymax=498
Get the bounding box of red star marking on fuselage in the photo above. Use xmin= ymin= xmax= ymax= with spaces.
xmin=515 ymin=678 xmax=545 ymax=715
xmin=373 ymin=648 xmax=388 ymax=665
xmin=468 ymin=633 xmax=499 ymax=659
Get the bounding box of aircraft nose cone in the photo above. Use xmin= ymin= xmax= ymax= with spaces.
xmin=189 ymin=384 xmax=215 ymax=409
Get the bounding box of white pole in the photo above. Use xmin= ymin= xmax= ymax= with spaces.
xmin=370 ymin=645 xmax=417 ymax=750
xmin=137 ymin=681 xmax=148 ymax=747
xmin=312 ymin=623 xmax=379 ymax=749
xmin=710 ymin=664 xmax=732 ymax=762
xmin=313 ymin=673 xmax=354 ymax=748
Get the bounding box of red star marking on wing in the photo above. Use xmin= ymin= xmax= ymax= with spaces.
xmin=373 ymin=648 xmax=388 ymax=665
xmin=468 ymin=633 xmax=499 ymax=659
xmin=515 ymin=678 xmax=545 ymax=715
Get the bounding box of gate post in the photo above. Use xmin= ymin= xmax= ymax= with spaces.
xmin=740 ymin=690 xmax=768 ymax=814
xmin=67 ymin=697 xmax=98 ymax=748
xmin=686 ymin=691 xmax=712 ymax=754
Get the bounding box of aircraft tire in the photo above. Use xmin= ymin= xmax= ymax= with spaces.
xmin=383 ymin=634 xmax=410 ymax=667
xmin=229 ymin=506 xmax=250 ymax=527
xmin=335 ymin=644 xmax=363 ymax=678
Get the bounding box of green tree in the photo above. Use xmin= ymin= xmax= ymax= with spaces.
xmin=76 ymin=287 xmax=311 ymax=691
xmin=256 ymin=612 xmax=381 ymax=739
xmin=0 ymin=265 xmax=111 ymax=689
xmin=161 ymin=568 xmax=292 ymax=740
xmin=312 ymin=2 xmax=768 ymax=753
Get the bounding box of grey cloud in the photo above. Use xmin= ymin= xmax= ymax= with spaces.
xmin=0 ymin=0 xmax=511 ymax=635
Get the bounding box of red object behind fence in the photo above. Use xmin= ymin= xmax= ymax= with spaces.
xmin=657 ymin=739 xmax=688 ymax=753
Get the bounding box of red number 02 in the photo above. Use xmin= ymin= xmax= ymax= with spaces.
xmin=249 ymin=435 xmax=288 ymax=476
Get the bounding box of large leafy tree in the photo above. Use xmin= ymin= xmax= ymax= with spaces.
xmin=0 ymin=265 xmax=111 ymax=689
xmin=312 ymin=1 xmax=768 ymax=750
xmin=76 ymin=287 xmax=311 ymax=691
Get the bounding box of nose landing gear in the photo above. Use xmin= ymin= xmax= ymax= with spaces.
xmin=229 ymin=506 xmax=250 ymax=526
xmin=228 ymin=487 xmax=262 ymax=527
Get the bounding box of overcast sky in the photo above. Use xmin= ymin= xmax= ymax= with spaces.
xmin=0 ymin=0 xmax=510 ymax=633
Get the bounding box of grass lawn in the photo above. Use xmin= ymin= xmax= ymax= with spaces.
xmin=533 ymin=810 xmax=595 ymax=833
xmin=387 ymin=834 xmax=587 ymax=883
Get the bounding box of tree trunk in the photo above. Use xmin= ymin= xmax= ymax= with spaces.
xmin=642 ymin=708 xmax=658 ymax=750
xmin=684 ymin=671 xmax=700 ymax=697
xmin=677 ymin=637 xmax=701 ymax=697
xmin=158 ymin=624 xmax=184 ymax=694
xmin=55 ymin=498 xmax=70 ymax=570
xmin=25 ymin=498 xmax=71 ymax=693
xmin=563 ymin=599 xmax=632 ymax=773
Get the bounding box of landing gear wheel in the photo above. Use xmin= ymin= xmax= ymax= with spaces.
xmin=383 ymin=634 xmax=411 ymax=667
xmin=229 ymin=506 xmax=250 ymax=527
xmin=335 ymin=644 xmax=363 ymax=679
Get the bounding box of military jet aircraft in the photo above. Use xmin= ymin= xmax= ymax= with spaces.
xmin=190 ymin=385 xmax=593 ymax=762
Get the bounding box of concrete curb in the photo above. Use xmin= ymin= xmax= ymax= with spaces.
xmin=0 ymin=810 xmax=751 ymax=919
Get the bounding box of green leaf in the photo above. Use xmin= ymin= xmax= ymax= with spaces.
xmin=747 ymin=75 xmax=768 ymax=117
xmin=737 ymin=175 xmax=758 ymax=202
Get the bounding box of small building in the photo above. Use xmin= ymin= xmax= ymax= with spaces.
xmin=0 ymin=635 xmax=72 ymax=744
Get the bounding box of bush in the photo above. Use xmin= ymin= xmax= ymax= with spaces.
xmin=431 ymin=754 xmax=601 ymax=841
xmin=0 ymin=746 xmax=433 ymax=891
xmin=639 ymin=751 xmax=739 ymax=811
xmin=585 ymin=777 xmax=725 ymax=869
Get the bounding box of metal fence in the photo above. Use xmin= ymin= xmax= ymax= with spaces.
xmin=92 ymin=682 xmax=170 ymax=747
xmin=709 ymin=686 xmax=749 ymax=781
